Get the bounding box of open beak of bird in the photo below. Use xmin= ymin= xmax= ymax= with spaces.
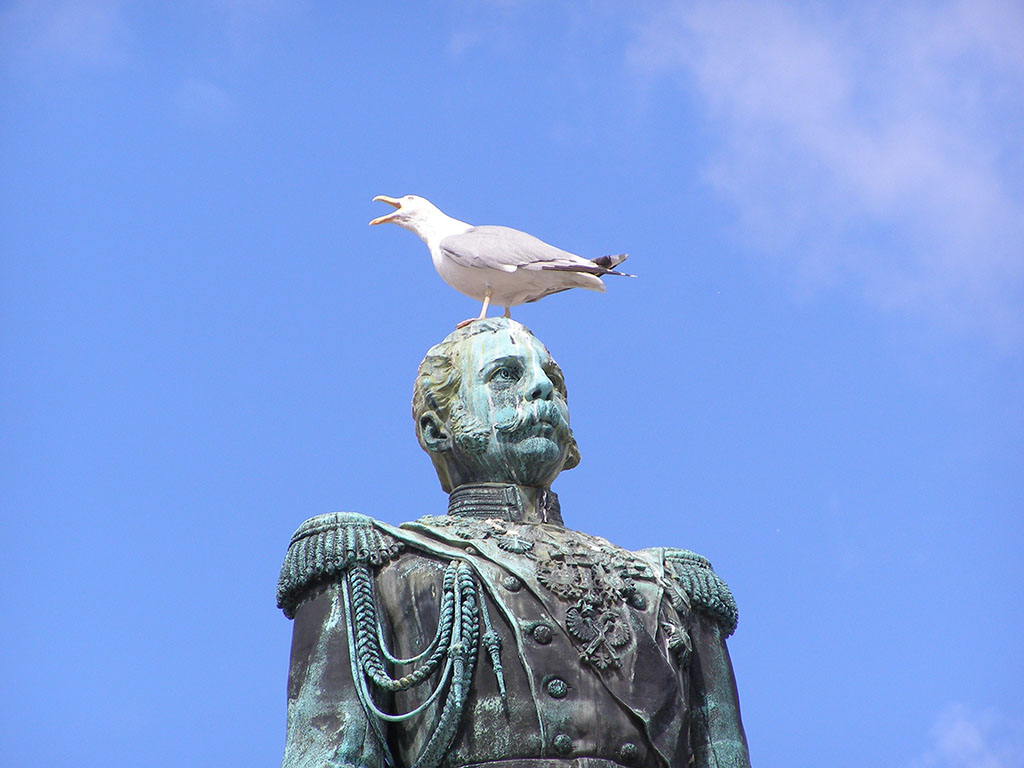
xmin=369 ymin=195 xmax=402 ymax=226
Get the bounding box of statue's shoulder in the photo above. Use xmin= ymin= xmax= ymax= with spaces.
xmin=276 ymin=512 xmax=483 ymax=618
xmin=641 ymin=546 xmax=739 ymax=637
xmin=276 ymin=512 xmax=405 ymax=619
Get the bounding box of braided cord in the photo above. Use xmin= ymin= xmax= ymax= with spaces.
xmin=411 ymin=562 xmax=480 ymax=768
xmin=341 ymin=571 xmax=395 ymax=768
xmin=351 ymin=563 xmax=456 ymax=692
xmin=376 ymin=601 xmax=445 ymax=666
xmin=354 ymin=642 xmax=456 ymax=724
xmin=343 ymin=559 xmax=481 ymax=768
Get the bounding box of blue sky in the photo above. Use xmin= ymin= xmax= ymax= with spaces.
xmin=1 ymin=1 xmax=1022 ymax=766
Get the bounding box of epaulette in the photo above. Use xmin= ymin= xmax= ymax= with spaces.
xmin=664 ymin=548 xmax=739 ymax=637
xmin=276 ymin=512 xmax=403 ymax=619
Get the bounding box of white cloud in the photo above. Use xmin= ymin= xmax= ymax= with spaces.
xmin=628 ymin=0 xmax=1024 ymax=344
xmin=910 ymin=704 xmax=1024 ymax=768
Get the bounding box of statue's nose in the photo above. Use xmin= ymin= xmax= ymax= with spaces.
xmin=526 ymin=369 xmax=554 ymax=401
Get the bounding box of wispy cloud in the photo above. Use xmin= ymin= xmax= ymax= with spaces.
xmin=629 ymin=0 xmax=1024 ymax=344
xmin=910 ymin=704 xmax=1024 ymax=768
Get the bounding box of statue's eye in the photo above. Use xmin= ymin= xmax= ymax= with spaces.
xmin=491 ymin=366 xmax=518 ymax=383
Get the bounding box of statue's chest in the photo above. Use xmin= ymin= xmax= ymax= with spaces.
xmin=416 ymin=516 xmax=683 ymax=671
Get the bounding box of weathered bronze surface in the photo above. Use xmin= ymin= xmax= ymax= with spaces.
xmin=277 ymin=318 xmax=751 ymax=768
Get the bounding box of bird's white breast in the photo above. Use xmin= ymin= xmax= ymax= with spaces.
xmin=432 ymin=247 xmax=494 ymax=301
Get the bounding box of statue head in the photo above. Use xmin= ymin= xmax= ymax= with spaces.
xmin=413 ymin=318 xmax=581 ymax=493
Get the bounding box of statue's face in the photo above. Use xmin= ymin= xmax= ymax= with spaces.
xmin=448 ymin=327 xmax=571 ymax=488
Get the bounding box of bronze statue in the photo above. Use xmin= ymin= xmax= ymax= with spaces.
xmin=277 ymin=318 xmax=751 ymax=768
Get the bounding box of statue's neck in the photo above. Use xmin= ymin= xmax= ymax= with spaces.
xmin=447 ymin=483 xmax=563 ymax=525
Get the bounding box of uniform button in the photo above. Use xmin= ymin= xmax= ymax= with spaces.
xmin=532 ymin=624 xmax=553 ymax=644
xmin=502 ymin=576 xmax=522 ymax=592
xmin=619 ymin=742 xmax=638 ymax=764
xmin=628 ymin=592 xmax=647 ymax=610
xmin=464 ymin=546 xmax=477 ymax=555
xmin=545 ymin=677 xmax=568 ymax=698
xmin=552 ymin=734 xmax=573 ymax=755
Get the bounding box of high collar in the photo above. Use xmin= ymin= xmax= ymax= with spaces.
xmin=447 ymin=483 xmax=563 ymax=525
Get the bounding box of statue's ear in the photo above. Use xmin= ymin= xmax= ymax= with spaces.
xmin=419 ymin=411 xmax=451 ymax=453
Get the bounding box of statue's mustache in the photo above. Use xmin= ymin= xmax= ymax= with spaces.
xmin=493 ymin=401 xmax=569 ymax=439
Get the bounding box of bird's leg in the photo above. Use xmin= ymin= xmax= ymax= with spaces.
xmin=478 ymin=288 xmax=493 ymax=319
xmin=503 ymin=306 xmax=511 ymax=318
xmin=457 ymin=289 xmax=494 ymax=329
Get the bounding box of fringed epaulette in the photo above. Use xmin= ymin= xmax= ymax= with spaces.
xmin=276 ymin=512 xmax=403 ymax=619
xmin=664 ymin=549 xmax=739 ymax=637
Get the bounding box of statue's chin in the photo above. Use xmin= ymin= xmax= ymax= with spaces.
xmin=504 ymin=435 xmax=566 ymax=487
xmin=450 ymin=432 xmax=567 ymax=489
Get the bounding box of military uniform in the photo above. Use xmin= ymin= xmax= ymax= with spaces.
xmin=277 ymin=484 xmax=750 ymax=768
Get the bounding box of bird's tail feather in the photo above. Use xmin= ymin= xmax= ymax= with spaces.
xmin=542 ymin=254 xmax=636 ymax=278
xmin=592 ymin=253 xmax=635 ymax=277
xmin=591 ymin=253 xmax=629 ymax=270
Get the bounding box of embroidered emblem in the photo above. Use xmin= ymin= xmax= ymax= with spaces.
xmin=530 ymin=534 xmax=658 ymax=669
xmin=566 ymin=599 xmax=631 ymax=669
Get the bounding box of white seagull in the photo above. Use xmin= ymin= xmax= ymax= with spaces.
xmin=370 ymin=194 xmax=633 ymax=321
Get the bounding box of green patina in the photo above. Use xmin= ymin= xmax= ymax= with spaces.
xmin=412 ymin=318 xmax=579 ymax=493
xmin=660 ymin=549 xmax=740 ymax=637
xmin=277 ymin=318 xmax=752 ymax=768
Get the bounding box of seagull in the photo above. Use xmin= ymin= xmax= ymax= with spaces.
xmin=370 ymin=194 xmax=633 ymax=321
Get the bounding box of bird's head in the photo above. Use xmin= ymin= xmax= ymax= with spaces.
xmin=370 ymin=194 xmax=445 ymax=233
xmin=370 ymin=194 xmax=472 ymax=247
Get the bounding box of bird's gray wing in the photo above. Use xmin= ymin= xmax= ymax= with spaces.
xmin=440 ymin=226 xmax=594 ymax=273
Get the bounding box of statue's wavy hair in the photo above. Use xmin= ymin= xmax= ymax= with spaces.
xmin=412 ymin=317 xmax=580 ymax=492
